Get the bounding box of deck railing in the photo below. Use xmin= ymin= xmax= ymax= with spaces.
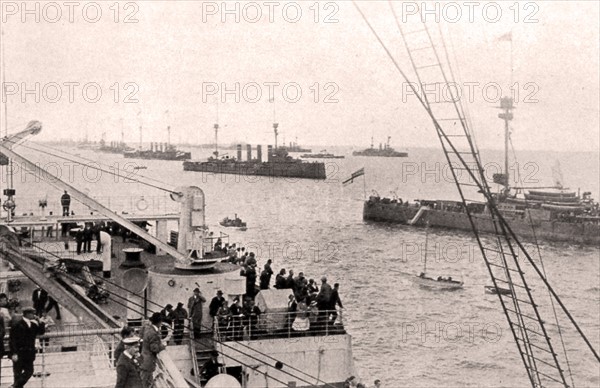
xmin=213 ymin=308 xmax=345 ymax=342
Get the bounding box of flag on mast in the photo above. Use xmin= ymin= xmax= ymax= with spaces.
xmin=342 ymin=167 xmax=365 ymax=186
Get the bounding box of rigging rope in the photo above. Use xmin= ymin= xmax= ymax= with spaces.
xmin=1 ymin=137 xmax=179 ymax=194
xmin=355 ymin=0 xmax=599 ymax=376
xmin=508 ymin=137 xmax=576 ymax=387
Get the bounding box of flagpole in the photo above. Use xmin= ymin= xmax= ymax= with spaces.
xmin=510 ymin=31 xmax=513 ymax=87
xmin=363 ymin=171 xmax=367 ymax=200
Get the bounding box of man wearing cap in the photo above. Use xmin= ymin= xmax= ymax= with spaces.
xmin=9 ymin=306 xmax=46 ymax=388
xmin=140 ymin=312 xmax=166 ymax=388
xmin=115 ymin=336 xmax=143 ymax=388
xmin=188 ymin=288 xmax=206 ymax=337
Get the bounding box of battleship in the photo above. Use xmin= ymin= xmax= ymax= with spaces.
xmin=124 ymin=126 xmax=192 ymax=161
xmin=279 ymin=140 xmax=311 ymax=153
xmin=183 ymin=124 xmax=326 ymax=180
xmin=362 ymin=97 xmax=600 ymax=245
xmin=98 ymin=139 xmax=134 ymax=154
xmin=0 ymin=122 xmax=356 ymax=387
xmin=300 ymin=150 xmax=345 ymax=159
xmin=353 ymin=136 xmax=408 ymax=157
xmin=124 ymin=142 xmax=192 ymax=161
xmin=353 ymin=6 xmax=600 ymax=388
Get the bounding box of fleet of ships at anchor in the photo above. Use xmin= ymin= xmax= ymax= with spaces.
xmin=1 ymin=5 xmax=597 ymax=388
xmin=0 ymin=122 xmax=358 ymax=387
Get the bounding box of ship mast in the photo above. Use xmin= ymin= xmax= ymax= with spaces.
xmin=120 ymin=118 xmax=124 ymax=146
xmin=1 ymin=26 xmax=15 ymax=222
xmin=213 ymin=123 xmax=219 ymax=157
xmin=273 ymin=123 xmax=279 ymax=149
xmin=498 ymin=96 xmax=514 ymax=194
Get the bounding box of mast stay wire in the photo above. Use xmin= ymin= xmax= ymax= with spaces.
xmin=354 ymin=0 xmax=600 ymax=364
xmin=1 ymin=138 xmax=179 ymax=195
xmin=508 ymin=137 xmax=576 ymax=387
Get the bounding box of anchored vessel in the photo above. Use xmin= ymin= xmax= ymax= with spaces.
xmin=353 ymin=136 xmax=408 ymax=157
xmin=300 ymin=150 xmax=345 ymax=159
xmin=125 ymin=126 xmax=191 ymax=161
xmin=0 ymin=122 xmax=355 ymax=387
xmin=280 ymin=139 xmax=311 ymax=153
xmin=353 ymin=7 xmax=600 ymax=387
xmin=124 ymin=142 xmax=192 ymax=161
xmin=99 ymin=139 xmax=134 ymax=154
xmin=363 ymin=98 xmax=600 ymax=245
xmin=183 ymin=124 xmax=327 ymax=180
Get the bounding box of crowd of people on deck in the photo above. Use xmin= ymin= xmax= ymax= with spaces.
xmin=206 ymin=240 xmax=347 ymax=337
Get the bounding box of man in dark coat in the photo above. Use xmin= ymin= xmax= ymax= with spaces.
xmin=83 ymin=224 xmax=93 ymax=253
xmin=259 ymin=260 xmax=273 ymax=290
xmin=171 ymin=303 xmax=188 ymax=345
xmin=45 ymin=295 xmax=61 ymax=320
xmin=286 ymin=269 xmax=295 ymax=289
xmin=159 ymin=304 xmax=174 ymax=339
xmin=188 ymin=288 xmax=206 ymax=337
xmin=140 ymin=313 xmax=166 ymax=388
xmin=329 ymin=283 xmax=344 ymax=325
xmin=115 ymin=336 xmax=143 ymax=388
xmin=200 ymin=350 xmax=223 ymax=381
xmin=316 ymin=276 xmax=333 ymax=331
xmin=76 ymin=228 xmax=84 ymax=255
xmin=245 ymin=262 xmax=257 ymax=297
xmin=9 ymin=307 xmax=46 ymax=388
xmin=61 ymin=191 xmax=71 ymax=216
xmin=32 ymin=287 xmax=48 ymax=317
xmin=274 ymin=269 xmax=287 ymax=289
xmin=209 ymin=290 xmax=226 ymax=322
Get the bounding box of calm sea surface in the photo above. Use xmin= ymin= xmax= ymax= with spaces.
xmin=10 ymin=143 xmax=600 ymax=387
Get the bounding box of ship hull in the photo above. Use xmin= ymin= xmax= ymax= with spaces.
xmin=124 ymin=151 xmax=191 ymax=161
xmin=352 ymin=151 xmax=408 ymax=157
xmin=183 ymin=161 xmax=327 ymax=180
xmin=363 ymin=200 xmax=600 ymax=245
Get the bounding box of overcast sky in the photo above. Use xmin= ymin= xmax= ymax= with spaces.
xmin=1 ymin=1 xmax=598 ymax=151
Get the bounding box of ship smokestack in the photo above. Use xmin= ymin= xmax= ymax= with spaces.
xmin=247 ymin=144 xmax=252 ymax=161
xmin=257 ymin=145 xmax=262 ymax=162
xmin=237 ymin=144 xmax=242 ymax=161
xmin=267 ymin=145 xmax=273 ymax=162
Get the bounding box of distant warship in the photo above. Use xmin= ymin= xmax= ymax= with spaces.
xmin=183 ymin=123 xmax=326 ymax=180
xmin=124 ymin=126 xmax=191 ymax=161
xmin=363 ymin=98 xmax=600 ymax=245
xmin=353 ymin=136 xmax=408 ymax=157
